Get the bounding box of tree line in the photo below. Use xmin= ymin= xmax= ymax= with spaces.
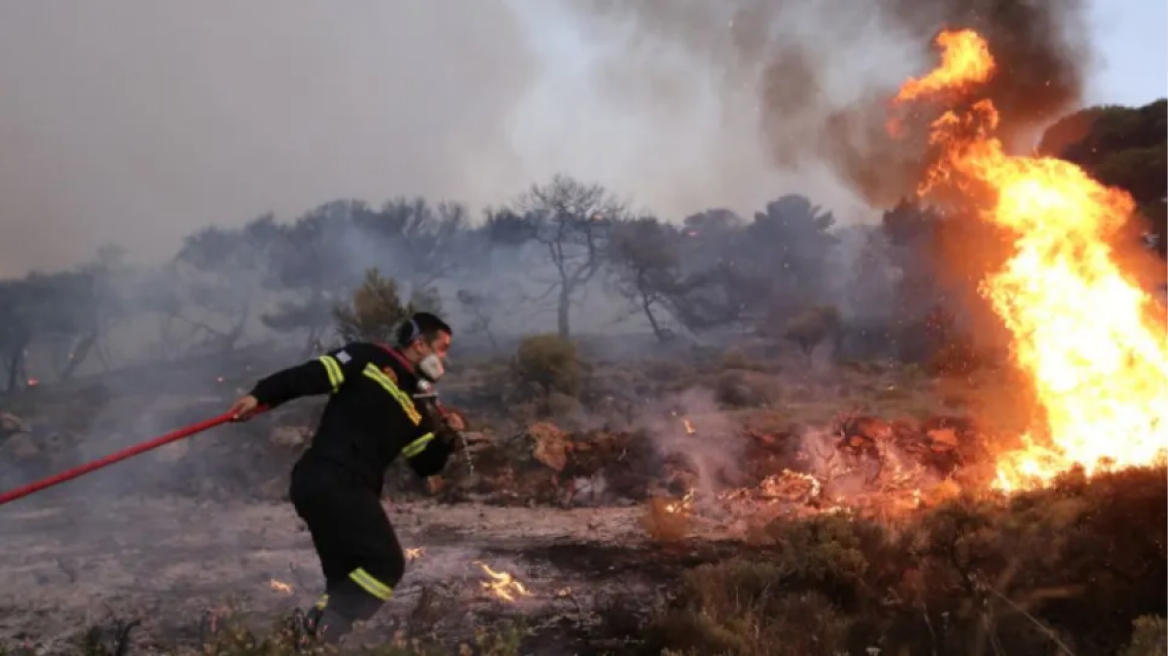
xmin=0 ymin=99 xmax=1162 ymax=392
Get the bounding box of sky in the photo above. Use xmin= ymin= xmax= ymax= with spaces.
xmin=0 ymin=0 xmax=1163 ymax=277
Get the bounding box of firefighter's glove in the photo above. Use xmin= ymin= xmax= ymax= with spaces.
xmin=437 ymin=427 xmax=467 ymax=453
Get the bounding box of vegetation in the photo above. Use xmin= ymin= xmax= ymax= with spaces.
xmin=1 ymin=98 xmax=1165 ymax=654
xmin=649 ymin=466 xmax=1167 ymax=656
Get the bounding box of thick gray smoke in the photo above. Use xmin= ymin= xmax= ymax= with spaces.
xmin=562 ymin=0 xmax=1093 ymax=207
xmin=0 ymin=1 xmax=536 ymax=276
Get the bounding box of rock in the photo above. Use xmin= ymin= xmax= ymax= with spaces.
xmin=269 ymin=426 xmax=311 ymax=450
xmin=529 ymin=422 xmax=572 ymax=472
xmin=2 ymin=432 xmax=40 ymax=460
xmin=0 ymin=412 xmax=30 ymax=437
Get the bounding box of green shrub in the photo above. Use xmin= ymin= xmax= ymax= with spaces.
xmin=511 ymin=334 xmax=583 ymax=400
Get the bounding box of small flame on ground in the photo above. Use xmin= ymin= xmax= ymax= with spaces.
xmin=664 ymin=489 xmax=695 ymax=514
xmin=682 ymin=417 xmax=696 ymax=435
xmin=405 ymin=547 xmax=425 ymax=561
xmin=474 ymin=561 xmax=531 ymax=602
xmin=269 ymin=579 xmax=293 ymax=594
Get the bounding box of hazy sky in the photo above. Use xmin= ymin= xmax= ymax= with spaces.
xmin=0 ymin=0 xmax=1163 ymax=277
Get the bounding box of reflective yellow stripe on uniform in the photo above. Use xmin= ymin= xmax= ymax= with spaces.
xmin=348 ymin=568 xmax=393 ymax=600
xmin=362 ymin=364 xmax=422 ymax=425
xmin=401 ymin=432 xmax=435 ymax=458
xmin=314 ymin=594 xmax=328 ymax=610
xmin=318 ymin=355 xmax=344 ymax=393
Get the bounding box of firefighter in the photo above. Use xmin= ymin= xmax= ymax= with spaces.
xmin=227 ymin=312 xmax=464 ymax=645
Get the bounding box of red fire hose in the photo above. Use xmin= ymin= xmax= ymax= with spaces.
xmin=0 ymin=408 xmax=265 ymax=507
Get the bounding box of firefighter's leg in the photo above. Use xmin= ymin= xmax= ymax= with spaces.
xmin=307 ymin=489 xmax=407 ymax=645
xmin=289 ymin=464 xmax=356 ymax=640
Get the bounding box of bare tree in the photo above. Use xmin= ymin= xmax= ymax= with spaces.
xmin=172 ymin=215 xmax=281 ymax=354
xmin=456 ymin=288 xmax=499 ymax=351
xmin=509 ymin=174 xmax=627 ymax=338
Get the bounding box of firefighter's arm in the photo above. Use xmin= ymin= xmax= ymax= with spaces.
xmin=402 ymin=415 xmax=457 ymax=478
xmin=248 ymin=342 xmax=375 ymax=409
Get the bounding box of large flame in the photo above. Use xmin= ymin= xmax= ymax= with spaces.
xmin=894 ymin=29 xmax=1168 ymax=491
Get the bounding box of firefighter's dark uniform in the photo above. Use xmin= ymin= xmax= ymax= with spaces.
xmin=247 ymin=341 xmax=454 ymax=643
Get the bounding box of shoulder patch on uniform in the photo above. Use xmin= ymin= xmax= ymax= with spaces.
xmin=381 ymin=366 xmax=398 ymax=383
xmin=335 ymin=350 xmax=351 ymax=363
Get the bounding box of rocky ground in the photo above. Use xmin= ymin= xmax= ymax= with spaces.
xmin=0 ymin=495 xmax=759 ymax=654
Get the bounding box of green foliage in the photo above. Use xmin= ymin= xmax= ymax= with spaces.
xmin=332 ymin=268 xmax=416 ymax=344
xmin=511 ymin=334 xmax=583 ymax=400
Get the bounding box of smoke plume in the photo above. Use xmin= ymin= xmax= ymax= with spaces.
xmin=0 ymin=1 xmax=536 ymax=276
xmin=563 ymin=0 xmax=1093 ymax=207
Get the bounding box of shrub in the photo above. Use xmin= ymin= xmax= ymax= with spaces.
xmin=511 ymin=334 xmax=583 ymax=401
xmin=649 ymin=466 xmax=1168 ymax=656
xmin=332 ymin=268 xmax=414 ymax=344
xmin=783 ymin=305 xmax=842 ymax=362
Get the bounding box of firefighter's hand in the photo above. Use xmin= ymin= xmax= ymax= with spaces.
xmin=228 ymin=395 xmax=261 ymax=421
xmin=439 ymin=428 xmax=466 ymax=453
xmin=444 ymin=410 xmax=466 ymax=432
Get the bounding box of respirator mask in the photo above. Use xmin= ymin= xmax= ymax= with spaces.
xmin=404 ymin=319 xmax=446 ymax=383
xmin=417 ymin=351 xmax=445 ymax=383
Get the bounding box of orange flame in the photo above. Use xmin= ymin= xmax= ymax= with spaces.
xmin=896 ymin=29 xmax=995 ymax=103
xmin=682 ymin=417 xmax=696 ymax=435
xmin=269 ymin=579 xmax=293 ymax=594
xmin=893 ymin=29 xmax=1168 ymax=491
xmin=405 ymin=547 xmax=425 ymax=561
xmin=474 ymin=561 xmax=531 ymax=602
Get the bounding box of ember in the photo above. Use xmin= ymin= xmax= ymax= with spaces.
xmin=405 ymin=547 xmax=424 ymax=561
xmin=268 ymin=579 xmax=292 ymax=594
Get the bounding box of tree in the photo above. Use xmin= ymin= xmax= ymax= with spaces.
xmin=355 ymin=197 xmax=472 ymax=289
xmin=332 ymin=268 xmax=416 ymax=345
xmin=262 ymin=201 xmax=368 ymax=354
xmin=1039 ymin=99 xmax=1168 ymax=255
xmin=508 ymin=175 xmax=626 ymax=338
xmin=742 ymin=194 xmax=839 ymax=310
xmin=0 ymin=278 xmax=34 ymax=392
xmin=607 ymin=217 xmax=684 ymax=342
xmin=172 ymin=215 xmax=281 ymax=354
xmin=456 ymin=289 xmax=499 ymax=351
xmin=782 ymin=305 xmax=843 ymax=363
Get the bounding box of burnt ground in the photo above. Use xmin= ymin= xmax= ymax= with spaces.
xmin=0 ymin=495 xmax=755 ymax=654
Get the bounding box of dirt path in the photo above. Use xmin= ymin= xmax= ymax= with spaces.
xmin=0 ymin=496 xmax=734 ymax=652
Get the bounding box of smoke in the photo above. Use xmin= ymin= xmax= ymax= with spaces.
xmin=0 ymin=0 xmax=536 ymax=277
xmin=634 ymin=387 xmax=747 ymax=500
xmin=560 ymin=0 xmax=1093 ymax=207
